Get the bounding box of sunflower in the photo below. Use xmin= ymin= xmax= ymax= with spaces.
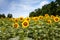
xmin=25 ymin=17 xmax=30 ymax=21
xmin=47 ymin=20 xmax=52 ymax=24
xmin=13 ymin=23 xmax=19 ymax=28
xmin=45 ymin=14 xmax=49 ymax=17
xmin=51 ymin=15 xmax=55 ymax=19
xmin=22 ymin=20 xmax=29 ymax=28
xmin=33 ymin=17 xmax=39 ymax=21
xmin=54 ymin=17 xmax=59 ymax=22
xmin=44 ymin=14 xmax=49 ymax=19
xmin=19 ymin=17 xmax=24 ymax=22
xmin=14 ymin=18 xmax=18 ymax=22
xmin=39 ymin=16 xmax=43 ymax=19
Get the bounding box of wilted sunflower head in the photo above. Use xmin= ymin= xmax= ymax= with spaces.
xmin=22 ymin=20 xmax=29 ymax=28
xmin=19 ymin=17 xmax=24 ymax=22
xmin=54 ymin=17 xmax=59 ymax=22
xmin=13 ymin=23 xmax=19 ymax=28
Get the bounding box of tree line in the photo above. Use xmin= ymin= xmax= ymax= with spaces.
xmin=29 ymin=0 xmax=60 ymax=17
xmin=0 ymin=14 xmax=13 ymax=18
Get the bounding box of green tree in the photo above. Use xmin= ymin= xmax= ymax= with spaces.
xmin=35 ymin=8 xmax=42 ymax=16
xmin=0 ymin=14 xmax=2 ymax=18
xmin=29 ymin=0 xmax=60 ymax=17
xmin=2 ymin=14 xmax=6 ymax=18
xmin=29 ymin=12 xmax=36 ymax=17
xmin=0 ymin=14 xmax=6 ymax=18
xmin=56 ymin=0 xmax=60 ymax=5
xmin=56 ymin=6 xmax=60 ymax=15
xmin=7 ymin=14 xmax=13 ymax=18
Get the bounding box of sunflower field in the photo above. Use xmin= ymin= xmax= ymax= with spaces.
xmin=0 ymin=14 xmax=60 ymax=40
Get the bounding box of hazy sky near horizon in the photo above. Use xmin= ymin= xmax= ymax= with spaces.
xmin=0 ymin=0 xmax=55 ymax=17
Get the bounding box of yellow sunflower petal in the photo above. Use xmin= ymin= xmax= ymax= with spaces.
xmin=22 ymin=20 xmax=29 ymax=28
xmin=54 ymin=17 xmax=59 ymax=22
xmin=13 ymin=23 xmax=19 ymax=28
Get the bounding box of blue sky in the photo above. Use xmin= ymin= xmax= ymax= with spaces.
xmin=0 ymin=0 xmax=55 ymax=18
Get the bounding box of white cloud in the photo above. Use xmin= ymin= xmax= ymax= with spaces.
xmin=20 ymin=0 xmax=41 ymax=5
xmin=39 ymin=1 xmax=49 ymax=8
xmin=7 ymin=0 xmax=49 ymax=18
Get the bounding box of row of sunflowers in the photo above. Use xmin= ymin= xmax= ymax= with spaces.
xmin=0 ymin=14 xmax=60 ymax=40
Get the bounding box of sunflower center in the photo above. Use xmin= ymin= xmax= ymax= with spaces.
xmin=55 ymin=18 xmax=58 ymax=21
xmin=15 ymin=19 xmax=18 ymax=22
xmin=40 ymin=17 xmax=41 ymax=19
xmin=23 ymin=22 xmax=28 ymax=26
xmin=20 ymin=18 xmax=23 ymax=20
xmin=27 ymin=19 xmax=29 ymax=20
xmin=35 ymin=18 xmax=38 ymax=20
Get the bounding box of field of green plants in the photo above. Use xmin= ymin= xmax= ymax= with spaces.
xmin=0 ymin=14 xmax=60 ymax=40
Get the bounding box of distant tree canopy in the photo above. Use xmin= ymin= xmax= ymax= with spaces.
xmin=29 ymin=0 xmax=60 ymax=17
xmin=0 ymin=14 xmax=6 ymax=18
xmin=0 ymin=13 xmax=13 ymax=18
xmin=7 ymin=14 xmax=13 ymax=18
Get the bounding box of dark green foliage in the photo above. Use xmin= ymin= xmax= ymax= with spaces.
xmin=29 ymin=0 xmax=60 ymax=17
xmin=2 ymin=14 xmax=6 ymax=18
xmin=29 ymin=8 xmax=42 ymax=17
xmin=29 ymin=12 xmax=36 ymax=17
xmin=7 ymin=14 xmax=13 ymax=18
xmin=56 ymin=0 xmax=60 ymax=5
xmin=0 ymin=13 xmax=13 ymax=18
xmin=0 ymin=14 xmax=2 ymax=18
xmin=0 ymin=14 xmax=6 ymax=18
